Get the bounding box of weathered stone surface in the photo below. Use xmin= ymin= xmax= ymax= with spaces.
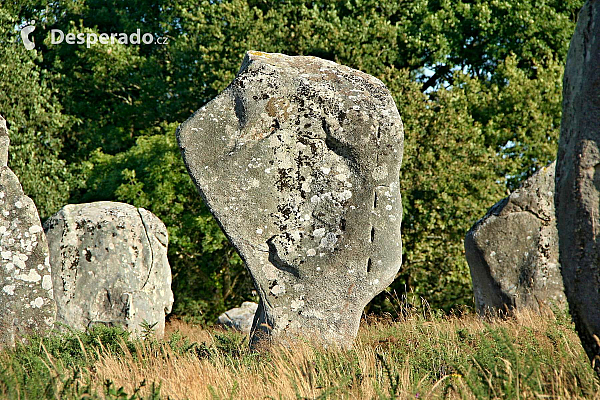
xmin=0 ymin=116 xmax=9 ymax=167
xmin=177 ymin=51 xmax=403 ymax=347
xmin=555 ymin=0 xmax=600 ymax=374
xmin=466 ymin=161 xmax=565 ymax=314
xmin=217 ymin=301 xmax=258 ymax=334
xmin=0 ymin=115 xmax=56 ymax=348
xmin=44 ymin=202 xmax=174 ymax=338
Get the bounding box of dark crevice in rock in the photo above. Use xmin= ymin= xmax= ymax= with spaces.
xmin=137 ymin=208 xmax=154 ymax=290
xmin=511 ymin=205 xmax=552 ymax=223
xmin=321 ymin=118 xmax=359 ymax=174
xmin=232 ymin=87 xmax=248 ymax=131
xmin=266 ymin=236 xmax=300 ymax=278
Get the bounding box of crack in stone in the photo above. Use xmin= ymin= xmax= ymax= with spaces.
xmin=137 ymin=209 xmax=154 ymax=290
xmin=511 ymin=204 xmax=552 ymax=223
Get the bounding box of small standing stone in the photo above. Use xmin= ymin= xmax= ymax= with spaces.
xmin=465 ymin=161 xmax=565 ymax=314
xmin=0 ymin=115 xmax=56 ymax=347
xmin=44 ymin=202 xmax=174 ymax=338
xmin=177 ymin=51 xmax=404 ymax=347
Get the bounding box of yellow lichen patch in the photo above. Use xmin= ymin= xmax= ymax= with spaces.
xmin=247 ymin=50 xmax=274 ymax=58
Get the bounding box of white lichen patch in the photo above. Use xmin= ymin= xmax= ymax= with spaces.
xmin=301 ymin=181 xmax=312 ymax=192
xmin=293 ymin=284 xmax=304 ymax=292
xmin=336 ymin=190 xmax=352 ymax=201
xmin=320 ymin=166 xmax=331 ymax=175
xmin=256 ymin=228 xmax=263 ymax=234
xmin=313 ymin=228 xmax=326 ymax=237
xmin=372 ymin=165 xmax=388 ymax=181
xmin=302 ymin=309 xmax=325 ymax=320
xmin=2 ymin=284 xmax=15 ymax=295
xmin=291 ymin=299 xmax=305 ymax=311
xmin=271 ymin=284 xmax=286 ymax=296
xmin=18 ymin=269 xmax=41 ymax=283
xmin=42 ymin=275 xmax=52 ymax=290
xmin=29 ymin=225 xmax=43 ymax=235
xmin=30 ymin=297 xmax=44 ymax=308
xmin=319 ymin=232 xmax=338 ymax=249
xmin=307 ymin=248 xmax=316 ymax=257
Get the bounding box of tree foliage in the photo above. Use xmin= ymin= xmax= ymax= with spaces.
xmin=0 ymin=0 xmax=584 ymax=320
xmin=0 ymin=4 xmax=72 ymax=219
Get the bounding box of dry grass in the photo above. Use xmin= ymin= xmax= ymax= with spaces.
xmin=79 ymin=307 xmax=600 ymax=399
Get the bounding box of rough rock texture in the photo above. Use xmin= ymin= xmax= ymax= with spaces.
xmin=44 ymin=202 xmax=174 ymax=338
xmin=217 ymin=301 xmax=258 ymax=334
xmin=177 ymin=51 xmax=403 ymax=347
xmin=466 ymin=162 xmax=565 ymax=314
xmin=0 ymin=115 xmax=56 ymax=347
xmin=555 ymin=0 xmax=600 ymax=374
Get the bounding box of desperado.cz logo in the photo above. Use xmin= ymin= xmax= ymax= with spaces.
xmin=20 ymin=21 xmax=168 ymax=50
xmin=20 ymin=21 xmax=36 ymax=50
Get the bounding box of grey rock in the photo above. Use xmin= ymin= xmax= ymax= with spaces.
xmin=177 ymin=51 xmax=403 ymax=347
xmin=0 ymin=115 xmax=55 ymax=348
xmin=465 ymin=161 xmax=565 ymax=314
xmin=555 ymin=0 xmax=600 ymax=374
xmin=0 ymin=116 xmax=9 ymax=167
xmin=217 ymin=301 xmax=258 ymax=334
xmin=44 ymin=202 xmax=174 ymax=338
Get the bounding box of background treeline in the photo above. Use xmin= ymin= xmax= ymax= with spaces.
xmin=0 ymin=0 xmax=583 ymax=324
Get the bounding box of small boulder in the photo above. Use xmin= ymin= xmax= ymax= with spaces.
xmin=0 ymin=115 xmax=56 ymax=347
xmin=217 ymin=301 xmax=258 ymax=334
xmin=44 ymin=201 xmax=174 ymax=338
xmin=465 ymin=161 xmax=565 ymax=314
xmin=177 ymin=51 xmax=403 ymax=347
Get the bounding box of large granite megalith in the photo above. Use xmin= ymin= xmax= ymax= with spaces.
xmin=466 ymin=161 xmax=565 ymax=314
xmin=177 ymin=51 xmax=403 ymax=346
xmin=0 ymin=115 xmax=56 ymax=347
xmin=555 ymin=0 xmax=600 ymax=374
xmin=44 ymin=202 xmax=174 ymax=338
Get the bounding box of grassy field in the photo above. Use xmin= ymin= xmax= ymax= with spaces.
xmin=1 ymin=304 xmax=598 ymax=399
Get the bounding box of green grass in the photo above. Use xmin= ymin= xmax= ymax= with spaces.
xmin=1 ymin=307 xmax=598 ymax=399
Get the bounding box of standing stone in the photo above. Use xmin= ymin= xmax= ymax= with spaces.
xmin=0 ymin=115 xmax=56 ymax=347
xmin=465 ymin=161 xmax=565 ymax=314
xmin=177 ymin=51 xmax=403 ymax=347
xmin=217 ymin=301 xmax=258 ymax=334
xmin=44 ymin=202 xmax=174 ymax=338
xmin=555 ymin=0 xmax=600 ymax=374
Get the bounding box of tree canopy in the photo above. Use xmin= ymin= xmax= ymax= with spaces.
xmin=0 ymin=0 xmax=583 ymax=323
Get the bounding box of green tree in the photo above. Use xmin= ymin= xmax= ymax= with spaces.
xmin=80 ymin=125 xmax=253 ymax=324
xmin=4 ymin=0 xmax=584 ymax=319
xmin=0 ymin=5 xmax=73 ymax=219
